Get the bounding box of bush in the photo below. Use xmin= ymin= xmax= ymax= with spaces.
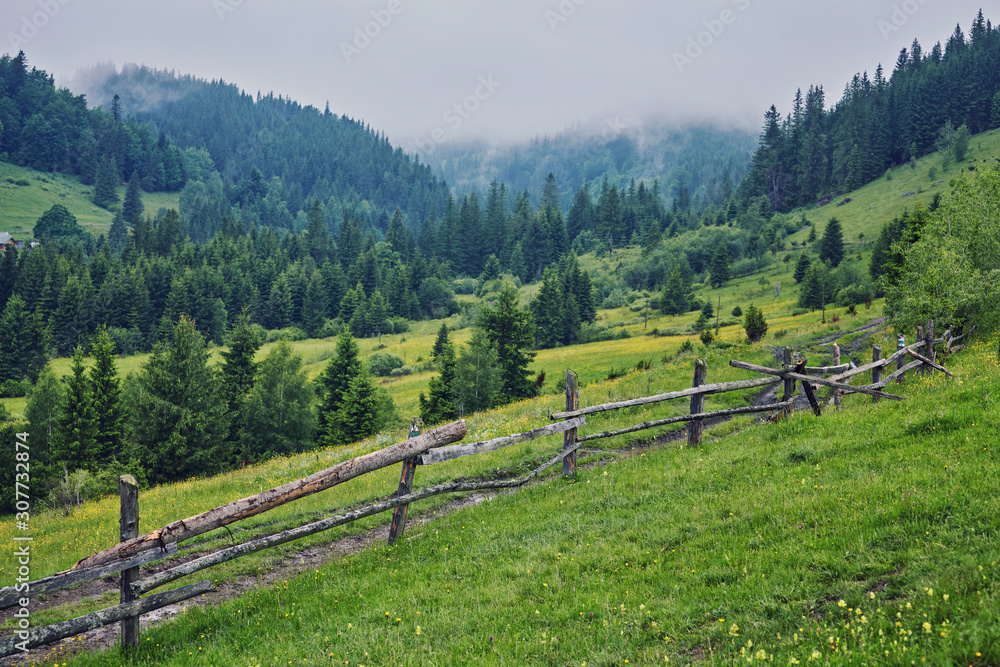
xmin=452 ymin=278 xmax=476 ymax=295
xmin=386 ymin=317 xmax=410 ymax=334
xmin=107 ymin=327 xmax=147 ymax=356
xmin=678 ymin=340 xmax=694 ymax=354
xmin=316 ymin=319 xmax=346 ymax=339
xmin=389 ymin=365 xmax=419 ymax=377
xmin=0 ymin=379 xmax=32 ymax=398
xmin=368 ymin=352 xmax=405 ymax=377
xmin=267 ymin=326 xmax=308 ymax=342
xmin=601 ymin=289 xmax=629 ymax=310
xmin=835 ymin=281 xmax=875 ymax=308
xmin=731 ymin=306 xmax=743 ymax=317
xmin=572 ymin=230 xmax=601 ymax=255
xmin=699 ymin=329 xmax=715 ymax=345
xmin=791 ymin=308 xmax=809 ymax=317
xmin=577 ymin=322 xmax=620 ymax=344
xmin=743 ymin=304 xmax=768 ymax=342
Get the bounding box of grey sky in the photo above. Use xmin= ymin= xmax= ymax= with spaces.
xmin=2 ymin=0 xmax=990 ymax=148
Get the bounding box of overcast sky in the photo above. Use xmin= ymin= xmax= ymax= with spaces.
xmin=2 ymin=0 xmax=991 ymax=149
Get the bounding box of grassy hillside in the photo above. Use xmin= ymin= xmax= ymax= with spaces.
xmin=0 ymin=161 xmax=180 ymax=239
xmin=13 ymin=329 xmax=997 ymax=666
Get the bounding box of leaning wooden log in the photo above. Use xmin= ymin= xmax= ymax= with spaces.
xmin=420 ymin=418 xmax=585 ymax=466
xmin=72 ymin=421 xmax=467 ymax=572
xmin=907 ymin=348 xmax=955 ymax=377
xmin=0 ymin=579 xmax=212 ymax=658
xmin=576 ymin=400 xmax=794 ymax=443
xmin=550 ymin=377 xmax=780 ymax=420
xmin=796 ymin=359 xmax=822 ymax=416
xmin=134 ymin=443 xmax=582 ymax=596
xmin=0 ymin=543 xmax=178 ymax=609
xmin=781 ymin=363 xmax=852 ymax=374
xmin=878 ymin=360 xmax=923 ymax=386
xmin=728 ymin=360 xmax=905 ymax=401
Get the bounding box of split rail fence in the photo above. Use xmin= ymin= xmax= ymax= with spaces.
xmin=0 ymin=320 xmax=963 ymax=657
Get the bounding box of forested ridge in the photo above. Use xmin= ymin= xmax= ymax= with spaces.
xmin=740 ymin=10 xmax=1000 ymax=212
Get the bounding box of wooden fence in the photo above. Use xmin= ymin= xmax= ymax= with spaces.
xmin=0 ymin=320 xmax=964 ymax=657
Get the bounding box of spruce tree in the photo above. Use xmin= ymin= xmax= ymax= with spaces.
xmin=709 ymin=241 xmax=731 ymax=288
xmin=798 ymin=265 xmax=825 ymax=310
xmin=89 ymin=328 xmax=124 ymax=465
xmin=431 ymin=322 xmax=450 ymax=361
xmin=531 ymin=267 xmax=565 ymax=349
xmin=109 ymin=212 xmax=128 ymax=255
xmin=0 ymin=295 xmax=47 ymax=384
xmin=25 ymin=367 xmax=63 ymax=470
xmin=302 ymin=270 xmax=329 ymax=336
xmin=793 ymin=253 xmax=812 ymax=283
xmin=818 ymin=217 xmax=845 ymax=267
xmin=92 ymin=157 xmax=120 ymax=209
xmin=51 ymin=347 xmax=99 ymax=472
xmin=660 ymin=264 xmax=687 ymax=316
xmin=316 ymin=329 xmax=363 ymax=436
xmin=419 ymin=342 xmax=458 ymax=425
xmin=331 ymin=367 xmax=381 ymax=445
xmin=480 ymin=282 xmax=535 ymax=404
xmin=129 ymin=316 xmax=230 ymax=482
xmin=121 ymin=171 xmax=144 ymax=222
xmin=219 ymin=310 xmax=262 ymax=441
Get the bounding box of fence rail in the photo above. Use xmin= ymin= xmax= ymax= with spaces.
xmin=0 ymin=319 xmax=964 ymax=658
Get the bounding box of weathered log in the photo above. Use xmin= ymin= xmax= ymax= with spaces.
xmin=879 ymin=360 xmax=923 ymax=386
xmin=73 ymin=421 xmax=467 ymax=571
xmin=687 ymin=359 xmax=708 ymax=447
xmin=119 ymin=475 xmax=140 ymax=647
xmin=906 ymin=348 xmax=955 ymax=376
xmin=0 ymin=580 xmax=212 ymax=658
xmin=782 ymin=348 xmax=795 ymax=417
xmin=388 ymin=420 xmax=421 ymax=546
xmin=420 ymin=418 xmax=584 ymax=466
xmin=728 ymin=360 xmax=905 ymax=401
xmin=549 ymin=376 xmax=780 ymax=420
xmin=0 ymin=544 xmax=178 ymax=609
xmin=782 ymin=363 xmax=852 ymax=374
xmin=576 ymin=400 xmax=795 ymax=443
xmin=872 ymin=346 xmax=883 ymax=404
xmin=134 ymin=443 xmax=582 ymax=596
xmin=832 ymin=344 xmax=843 ymax=411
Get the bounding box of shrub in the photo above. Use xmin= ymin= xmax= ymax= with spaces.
xmin=316 ymin=319 xmax=346 ymax=339
xmin=368 ymin=352 xmax=405 ymax=377
xmin=107 ymin=327 xmax=146 ymax=356
xmin=678 ymin=339 xmax=694 ymax=354
xmin=699 ymin=328 xmax=715 ymax=345
xmin=386 ymin=317 xmax=410 ymax=334
xmin=743 ymin=304 xmax=768 ymax=342
xmin=791 ymin=308 xmax=809 ymax=317
xmin=452 ymin=278 xmax=476 ymax=295
xmin=267 ymin=326 xmax=308 ymax=342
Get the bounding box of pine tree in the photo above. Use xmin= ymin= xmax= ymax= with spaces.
xmin=660 ymin=264 xmax=687 ymax=316
xmin=121 ymin=171 xmax=144 ymax=222
xmin=531 ymin=267 xmax=565 ymax=349
xmin=239 ymin=342 xmax=317 ymax=460
xmin=431 ymin=322 xmax=450 ymax=361
xmin=331 ymin=368 xmax=382 ymax=445
xmin=219 ymin=310 xmax=263 ymax=442
xmin=128 ymin=316 xmax=230 ymax=482
xmin=807 ymin=223 xmax=817 ymax=243
xmin=818 ymin=217 xmax=845 ymax=267
xmin=93 ymin=157 xmax=120 ymax=209
xmin=419 ymin=342 xmax=458 ymax=425
xmin=89 ymin=328 xmax=124 ymax=466
xmin=743 ymin=304 xmax=768 ymax=343
xmin=51 ymin=347 xmax=99 ymax=472
xmin=793 ymin=253 xmax=812 ymax=283
xmin=480 ymin=282 xmax=535 ymax=404
xmin=0 ymin=295 xmax=47 ymax=384
xmin=709 ymin=241 xmax=731 ymax=288
xmin=316 ymin=329 xmax=362 ymax=435
xmin=109 ymin=212 xmax=128 ymax=255
xmin=302 ymin=270 xmax=329 ymax=336
xmin=798 ymin=265 xmax=826 ymax=310
xmin=305 ymin=199 xmax=333 ymax=264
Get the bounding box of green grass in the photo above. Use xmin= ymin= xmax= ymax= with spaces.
xmin=0 ymin=161 xmax=180 ymax=239
xmin=45 ymin=334 xmax=999 ymax=666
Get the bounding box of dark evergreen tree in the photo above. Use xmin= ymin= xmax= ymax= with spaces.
xmin=25 ymin=367 xmax=62 ymax=471
xmin=33 ymin=205 xmax=88 ymax=244
xmin=454 ymin=328 xmax=502 ymax=416
xmin=89 ymin=328 xmax=124 ymax=466
xmin=219 ymin=310 xmax=262 ymax=443
xmin=531 ymin=267 xmax=565 ymax=349
xmin=93 ymin=157 xmax=120 ymax=210
xmin=239 ymin=342 xmax=317 ymax=460
xmin=743 ymin=304 xmax=768 ymax=342
xmin=330 ymin=367 xmax=383 ymax=445
xmin=479 ymin=282 xmax=535 ymax=404
xmin=818 ymin=217 xmax=845 ymax=267
xmin=708 ymin=241 xmax=731 ymax=288
xmin=316 ymin=329 xmax=362 ymax=435
xmin=109 ymin=212 xmax=128 ymax=255
xmin=660 ymin=263 xmax=688 ymax=316
xmin=793 ymin=253 xmax=812 ymax=283
xmin=431 ymin=322 xmax=450 ymax=361
xmin=121 ymin=171 xmax=144 ymax=223
xmin=419 ymin=342 xmax=458 ymax=424
xmin=0 ymin=295 xmax=47 ymax=385
xmin=128 ymin=316 xmax=230 ymax=483
xmin=51 ymin=347 xmax=99 ymax=472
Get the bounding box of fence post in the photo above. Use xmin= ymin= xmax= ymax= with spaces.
xmin=387 ymin=420 xmax=420 ymax=545
xmin=896 ymin=334 xmax=906 ymax=384
xmin=796 ymin=358 xmax=822 ymax=416
xmin=832 ymin=343 xmax=842 ymax=411
xmin=562 ymin=370 xmax=579 ymax=478
xmin=687 ymin=359 xmax=707 ymax=447
xmin=119 ymin=475 xmax=140 ymax=648
xmin=782 ymin=347 xmax=795 ymax=417
xmin=872 ymin=346 xmax=882 ymax=403
xmin=925 ymin=320 xmax=935 ymax=376
xmin=916 ymin=326 xmax=924 ymax=375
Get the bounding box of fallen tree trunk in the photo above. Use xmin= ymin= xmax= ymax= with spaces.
xmin=72 ymin=421 xmax=466 ymax=572
xmin=420 ymin=418 xmax=585 ymax=466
